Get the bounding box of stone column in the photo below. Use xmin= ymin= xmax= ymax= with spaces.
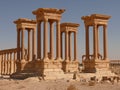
xmin=74 ymin=32 xmax=77 ymax=61
xmin=17 ymin=29 xmax=20 ymax=61
xmin=68 ymin=32 xmax=72 ymax=60
xmin=32 ymin=28 xmax=36 ymax=60
xmin=21 ymin=29 xmax=25 ymax=60
xmin=0 ymin=55 xmax=1 ymax=75
xmin=56 ymin=20 xmax=61 ymax=60
xmin=37 ymin=21 xmax=41 ymax=59
xmin=28 ymin=30 xmax=31 ymax=61
xmin=4 ymin=53 xmax=7 ymax=74
xmin=10 ymin=52 xmax=12 ymax=74
xmin=93 ymin=24 xmax=98 ymax=59
xmin=50 ymin=21 xmax=54 ymax=60
xmin=61 ymin=32 xmax=63 ymax=59
xmin=43 ymin=19 xmax=48 ymax=59
xmin=7 ymin=53 xmax=10 ymax=74
xmin=85 ymin=25 xmax=89 ymax=60
xmin=14 ymin=52 xmax=16 ymax=60
xmin=65 ymin=31 xmax=69 ymax=60
xmin=97 ymin=26 xmax=99 ymax=57
xmin=14 ymin=52 xmax=17 ymax=72
xmin=103 ymin=25 xmax=108 ymax=60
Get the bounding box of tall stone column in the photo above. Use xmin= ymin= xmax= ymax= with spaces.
xmin=56 ymin=20 xmax=61 ymax=60
xmin=61 ymin=32 xmax=63 ymax=59
xmin=50 ymin=21 xmax=54 ymax=60
xmin=44 ymin=19 xmax=48 ymax=59
xmin=103 ymin=25 xmax=108 ymax=60
xmin=21 ymin=29 xmax=25 ymax=60
xmin=85 ymin=25 xmax=89 ymax=60
xmin=37 ymin=21 xmax=41 ymax=59
xmin=68 ymin=32 xmax=72 ymax=60
xmin=14 ymin=52 xmax=17 ymax=72
xmin=32 ymin=28 xmax=36 ymax=60
xmin=65 ymin=31 xmax=69 ymax=60
xmin=97 ymin=26 xmax=99 ymax=57
xmin=74 ymin=32 xmax=77 ymax=61
xmin=93 ymin=24 xmax=98 ymax=59
xmin=17 ymin=29 xmax=20 ymax=61
xmin=10 ymin=52 xmax=12 ymax=74
xmin=28 ymin=30 xmax=31 ymax=61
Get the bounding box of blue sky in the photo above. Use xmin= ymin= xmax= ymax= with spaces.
xmin=0 ymin=0 xmax=120 ymax=60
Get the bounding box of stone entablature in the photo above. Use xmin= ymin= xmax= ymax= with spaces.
xmin=0 ymin=48 xmax=17 ymax=54
xmin=14 ymin=18 xmax=36 ymax=30
xmin=32 ymin=8 xmax=65 ymax=21
xmin=81 ymin=14 xmax=111 ymax=26
xmin=60 ymin=23 xmax=79 ymax=33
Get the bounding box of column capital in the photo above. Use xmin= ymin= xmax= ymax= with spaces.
xmin=103 ymin=24 xmax=108 ymax=30
xmin=21 ymin=27 xmax=25 ymax=30
xmin=49 ymin=20 xmax=54 ymax=24
xmin=93 ymin=23 xmax=97 ymax=26
xmin=103 ymin=24 xmax=107 ymax=27
xmin=33 ymin=27 xmax=36 ymax=31
xmin=44 ymin=18 xmax=48 ymax=22
xmin=56 ymin=20 xmax=60 ymax=24
xmin=27 ymin=29 xmax=31 ymax=32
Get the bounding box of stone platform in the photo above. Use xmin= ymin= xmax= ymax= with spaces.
xmin=83 ymin=59 xmax=110 ymax=73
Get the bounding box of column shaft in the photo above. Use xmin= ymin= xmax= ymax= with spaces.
xmin=56 ymin=20 xmax=61 ymax=60
xmin=65 ymin=31 xmax=69 ymax=60
xmin=85 ymin=25 xmax=89 ymax=60
xmin=61 ymin=32 xmax=63 ymax=59
xmin=50 ymin=21 xmax=54 ymax=59
xmin=28 ymin=30 xmax=31 ymax=61
xmin=93 ymin=24 xmax=98 ymax=59
xmin=17 ymin=29 xmax=20 ymax=61
xmin=32 ymin=28 xmax=36 ymax=60
xmin=97 ymin=26 xmax=99 ymax=57
xmin=37 ymin=22 xmax=41 ymax=59
xmin=68 ymin=32 xmax=72 ymax=60
xmin=74 ymin=32 xmax=77 ymax=60
xmin=44 ymin=19 xmax=48 ymax=59
xmin=103 ymin=25 xmax=108 ymax=60
xmin=21 ymin=29 xmax=25 ymax=60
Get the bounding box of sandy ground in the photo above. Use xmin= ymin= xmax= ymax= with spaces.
xmin=0 ymin=77 xmax=120 ymax=90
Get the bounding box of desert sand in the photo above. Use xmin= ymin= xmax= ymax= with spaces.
xmin=0 ymin=77 xmax=120 ymax=90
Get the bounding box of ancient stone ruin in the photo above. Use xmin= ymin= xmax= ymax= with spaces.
xmin=0 ymin=8 xmax=116 ymax=80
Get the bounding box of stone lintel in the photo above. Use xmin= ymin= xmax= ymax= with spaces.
xmin=60 ymin=22 xmax=79 ymax=32
xmin=14 ymin=18 xmax=36 ymax=30
xmin=32 ymin=8 xmax=65 ymax=15
xmin=81 ymin=14 xmax=111 ymax=26
xmin=0 ymin=48 xmax=17 ymax=54
xmin=14 ymin=18 xmax=36 ymax=24
xmin=32 ymin=8 xmax=65 ymax=21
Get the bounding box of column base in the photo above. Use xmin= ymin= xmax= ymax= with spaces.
xmin=82 ymin=58 xmax=110 ymax=73
xmin=62 ymin=60 xmax=79 ymax=73
xmin=56 ymin=57 xmax=62 ymax=61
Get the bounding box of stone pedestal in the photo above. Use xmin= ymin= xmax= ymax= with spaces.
xmin=83 ymin=59 xmax=110 ymax=73
xmin=62 ymin=61 xmax=79 ymax=73
xmin=34 ymin=60 xmax=65 ymax=80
